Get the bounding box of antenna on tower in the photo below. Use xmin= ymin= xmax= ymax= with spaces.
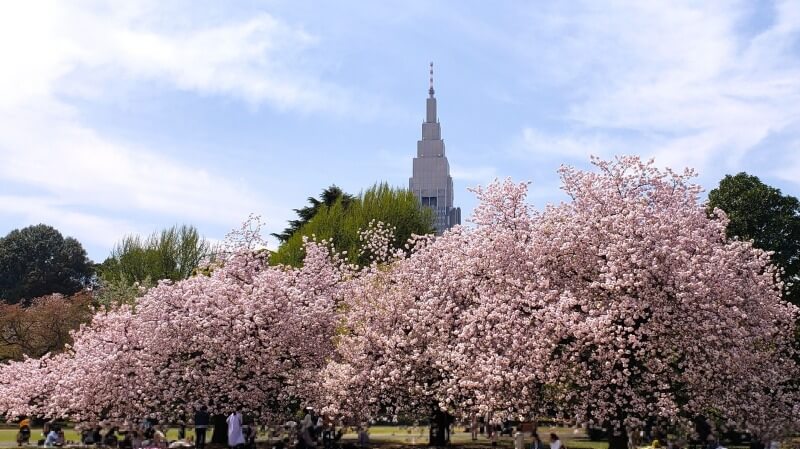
xmin=429 ymin=61 xmax=435 ymax=97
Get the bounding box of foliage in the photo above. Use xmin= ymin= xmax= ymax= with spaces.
xmin=0 ymin=292 xmax=94 ymax=362
xmin=707 ymin=172 xmax=800 ymax=306
xmin=0 ymin=224 xmax=94 ymax=304
xmin=321 ymin=157 xmax=799 ymax=440
xmin=0 ymin=241 xmax=346 ymax=423
xmin=98 ymin=225 xmax=211 ymax=285
xmin=271 ymin=183 xmax=434 ymax=267
xmin=93 ymin=275 xmax=154 ymax=310
xmin=1 ymin=158 xmax=797 ymax=442
xmin=271 ymin=185 xmax=355 ymax=243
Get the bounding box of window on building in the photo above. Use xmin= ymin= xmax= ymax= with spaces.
xmin=422 ymin=196 xmax=438 ymax=208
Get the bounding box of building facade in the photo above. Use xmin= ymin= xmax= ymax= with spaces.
xmin=409 ymin=63 xmax=461 ymax=235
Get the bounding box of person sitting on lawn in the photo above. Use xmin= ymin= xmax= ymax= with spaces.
xmin=142 ymin=426 xmax=155 ymax=445
xmin=82 ymin=427 xmax=96 ymax=445
xmin=105 ymin=428 xmax=121 ymax=447
xmin=44 ymin=427 xmax=59 ymax=447
xmin=17 ymin=416 xmax=32 ymax=445
xmin=549 ymin=433 xmax=564 ymax=449
xmin=118 ymin=431 xmax=133 ymax=449
xmin=152 ymin=427 xmax=168 ymax=449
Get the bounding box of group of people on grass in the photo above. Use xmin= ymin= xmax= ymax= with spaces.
xmin=8 ymin=413 xmax=645 ymax=449
xmin=218 ymin=407 xmax=341 ymax=449
xmin=510 ymin=430 xmax=563 ymax=449
xmin=13 ymin=415 xmax=191 ymax=449
xmin=16 ymin=412 xmax=782 ymax=449
xmin=15 ymin=416 xmax=65 ymax=447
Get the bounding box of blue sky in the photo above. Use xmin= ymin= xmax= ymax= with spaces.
xmin=1 ymin=1 xmax=799 ymax=262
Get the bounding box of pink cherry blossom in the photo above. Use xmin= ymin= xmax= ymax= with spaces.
xmin=2 ymin=156 xmax=797 ymax=443
xmin=0 ymin=238 xmax=347 ymax=423
xmin=321 ymin=156 xmax=799 ymax=441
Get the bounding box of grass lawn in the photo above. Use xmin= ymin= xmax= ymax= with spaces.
xmin=0 ymin=428 xmax=81 ymax=444
xmin=2 ymin=425 xmax=793 ymax=449
xmin=0 ymin=425 xmax=606 ymax=448
xmin=338 ymin=425 xmax=608 ymax=449
xmin=0 ymin=428 xmax=194 ymax=445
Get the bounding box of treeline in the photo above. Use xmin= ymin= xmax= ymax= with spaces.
xmin=0 ymin=183 xmax=435 ymax=362
xmin=0 ymin=224 xmax=215 ymax=362
xmin=1 ymin=174 xmax=797 ymax=362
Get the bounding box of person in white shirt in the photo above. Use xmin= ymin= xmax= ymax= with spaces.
xmin=227 ymin=410 xmax=246 ymax=448
xmin=550 ymin=433 xmax=563 ymax=449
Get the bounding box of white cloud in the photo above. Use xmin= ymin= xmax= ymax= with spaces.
xmin=0 ymin=0 xmax=339 ymax=256
xmin=450 ymin=164 xmax=498 ymax=182
xmin=0 ymin=106 xmax=259 ymax=224
xmin=510 ymin=0 xmax=800 ymax=182
xmin=0 ymin=1 xmax=355 ymax=113
xmin=516 ymin=128 xmax=618 ymax=160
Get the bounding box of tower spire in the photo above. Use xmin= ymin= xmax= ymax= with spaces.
xmin=428 ymin=61 xmax=435 ymax=98
xmin=411 ymin=61 xmax=461 ymax=235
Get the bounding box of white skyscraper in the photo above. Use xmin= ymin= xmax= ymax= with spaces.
xmin=409 ymin=63 xmax=461 ymax=234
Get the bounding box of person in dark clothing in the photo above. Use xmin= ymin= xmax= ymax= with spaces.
xmin=81 ymin=429 xmax=94 ymax=445
xmin=531 ymin=433 xmax=544 ymax=449
xmin=195 ymin=406 xmax=211 ymax=449
xmin=118 ymin=432 xmax=133 ymax=449
xmin=242 ymin=425 xmax=256 ymax=449
xmin=322 ymin=427 xmax=343 ymax=449
xmin=104 ymin=428 xmax=120 ymax=447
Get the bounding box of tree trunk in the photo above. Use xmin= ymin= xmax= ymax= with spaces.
xmin=428 ymin=410 xmax=451 ymax=446
xmin=211 ymin=414 xmax=228 ymax=445
xmin=608 ymin=429 xmax=629 ymax=449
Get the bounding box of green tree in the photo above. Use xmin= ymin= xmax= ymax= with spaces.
xmin=94 ymin=275 xmax=155 ymax=309
xmin=707 ymin=172 xmax=800 ymax=306
xmin=0 ymin=224 xmax=94 ymax=304
xmin=271 ymin=183 xmax=434 ymax=267
xmin=271 ymin=185 xmax=355 ymax=243
xmin=98 ymin=225 xmax=211 ymax=286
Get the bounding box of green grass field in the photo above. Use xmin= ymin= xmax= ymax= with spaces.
xmin=0 ymin=428 xmax=80 ymax=444
xmin=0 ymin=428 xmax=192 ymax=445
xmin=338 ymin=425 xmax=607 ymax=449
xmin=0 ymin=425 xmax=605 ymax=448
xmin=3 ymin=425 xmax=796 ymax=449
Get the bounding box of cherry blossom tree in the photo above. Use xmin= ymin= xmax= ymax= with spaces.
xmin=0 ymin=236 xmax=347 ymax=427
xmin=2 ymin=158 xmax=796 ymax=449
xmin=534 ymin=157 xmax=797 ymax=447
xmin=322 ymin=156 xmax=798 ymax=447
xmin=321 ymin=183 xmax=553 ymax=444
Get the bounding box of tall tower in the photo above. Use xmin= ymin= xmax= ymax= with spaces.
xmin=409 ymin=62 xmax=461 ymax=234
